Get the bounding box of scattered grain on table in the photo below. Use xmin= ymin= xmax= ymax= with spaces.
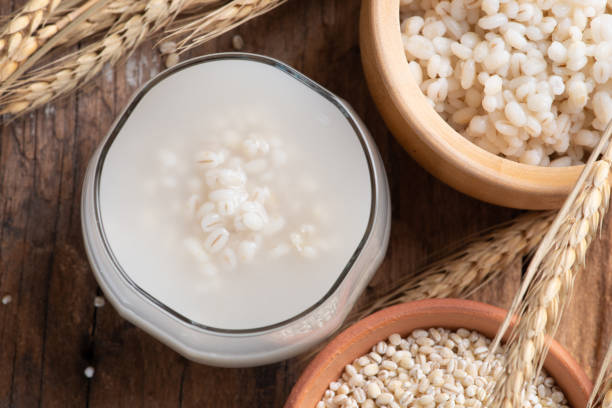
xmin=94 ymin=296 xmax=105 ymax=308
xmin=84 ymin=366 xmax=95 ymax=378
xmin=232 ymin=34 xmax=245 ymax=50
xmin=165 ymin=53 xmax=180 ymax=68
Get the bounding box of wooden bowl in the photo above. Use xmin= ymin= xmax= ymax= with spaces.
xmin=359 ymin=0 xmax=583 ymax=210
xmin=285 ymin=299 xmax=592 ymax=408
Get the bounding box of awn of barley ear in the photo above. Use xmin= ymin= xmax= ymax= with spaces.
xmin=587 ymin=338 xmax=612 ymax=408
xmin=489 ymin=120 xmax=612 ymax=408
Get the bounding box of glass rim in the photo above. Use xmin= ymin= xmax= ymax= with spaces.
xmin=92 ymin=52 xmax=380 ymax=335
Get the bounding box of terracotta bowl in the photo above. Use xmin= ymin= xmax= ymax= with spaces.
xmin=285 ymin=299 xmax=592 ymax=408
xmin=359 ymin=0 xmax=584 ymax=210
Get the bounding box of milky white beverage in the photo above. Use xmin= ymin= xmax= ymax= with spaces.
xmin=98 ymin=59 xmax=373 ymax=330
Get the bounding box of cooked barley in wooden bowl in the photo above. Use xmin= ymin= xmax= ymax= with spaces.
xmin=285 ymin=299 xmax=591 ymax=408
xmin=360 ymin=0 xmax=612 ymax=209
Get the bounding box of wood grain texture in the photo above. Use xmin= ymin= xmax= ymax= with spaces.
xmin=0 ymin=0 xmax=609 ymax=407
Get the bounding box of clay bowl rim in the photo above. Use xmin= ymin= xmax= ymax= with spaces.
xmin=285 ymin=299 xmax=592 ymax=408
xmin=359 ymin=0 xmax=584 ymax=210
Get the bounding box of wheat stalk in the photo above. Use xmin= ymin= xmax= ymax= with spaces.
xmin=603 ymin=384 xmax=612 ymax=408
xmin=489 ymin=120 xmax=612 ymax=408
xmin=591 ymin=375 xmax=612 ymax=408
xmin=590 ymin=374 xmax=612 ymax=408
xmin=165 ymin=0 xmax=288 ymax=53
xmin=588 ymin=338 xmax=612 ymax=408
xmin=0 ymin=0 xmax=285 ymax=115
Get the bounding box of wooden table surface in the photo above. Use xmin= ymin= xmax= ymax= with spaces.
xmin=0 ymin=0 xmax=611 ymax=406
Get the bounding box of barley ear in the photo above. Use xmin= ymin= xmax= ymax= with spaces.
xmin=488 ymin=119 xmax=612 ymax=408
xmin=588 ymin=338 xmax=612 ymax=408
xmin=0 ymin=0 xmax=114 ymax=91
xmin=0 ymin=0 xmax=63 ymax=82
xmin=0 ymin=0 xmax=191 ymax=116
xmin=0 ymin=0 xmax=286 ymax=116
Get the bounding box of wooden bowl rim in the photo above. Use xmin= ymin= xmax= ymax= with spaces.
xmin=362 ymin=0 xmax=584 ymax=207
xmin=285 ymin=299 xmax=592 ymax=408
